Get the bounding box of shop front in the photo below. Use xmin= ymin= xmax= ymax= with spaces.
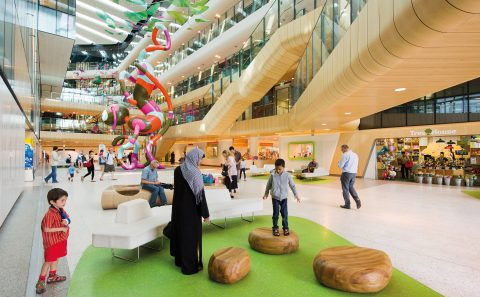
xmin=370 ymin=126 xmax=480 ymax=186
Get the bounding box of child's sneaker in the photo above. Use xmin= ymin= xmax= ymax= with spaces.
xmin=283 ymin=228 xmax=290 ymax=236
xmin=35 ymin=280 xmax=46 ymax=294
xmin=272 ymin=228 xmax=280 ymax=236
xmin=47 ymin=274 xmax=66 ymax=284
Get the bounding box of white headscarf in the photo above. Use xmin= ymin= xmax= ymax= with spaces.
xmin=180 ymin=148 xmax=205 ymax=204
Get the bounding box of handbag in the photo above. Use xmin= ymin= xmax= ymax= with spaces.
xmin=221 ymin=164 xmax=228 ymax=177
xmin=163 ymin=221 xmax=173 ymax=239
xmin=405 ymin=160 xmax=413 ymax=168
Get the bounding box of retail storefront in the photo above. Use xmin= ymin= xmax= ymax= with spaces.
xmin=338 ymin=122 xmax=480 ymax=186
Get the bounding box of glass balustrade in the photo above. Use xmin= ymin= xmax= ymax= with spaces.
xmin=154 ymin=0 xmax=270 ymax=76
xmin=166 ymin=0 xmax=319 ymax=101
xmin=167 ymin=0 xmax=368 ymax=127
xmin=290 ymin=0 xmax=367 ymax=105
xmin=41 ymin=117 xmax=124 ymax=135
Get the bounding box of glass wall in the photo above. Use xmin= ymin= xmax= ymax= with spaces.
xmin=38 ymin=0 xmax=76 ymax=39
xmin=359 ymin=78 xmax=480 ymax=129
xmin=291 ymin=0 xmax=367 ymax=106
xmin=165 ymin=0 xmax=322 ymax=102
xmin=0 ymin=0 xmax=41 ymax=137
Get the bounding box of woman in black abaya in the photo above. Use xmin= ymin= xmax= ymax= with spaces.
xmin=170 ymin=148 xmax=210 ymax=275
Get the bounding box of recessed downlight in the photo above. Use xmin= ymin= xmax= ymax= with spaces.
xmin=344 ymin=112 xmax=352 ymax=115
xmin=394 ymin=87 xmax=406 ymax=92
xmin=321 ymin=123 xmax=327 ymax=126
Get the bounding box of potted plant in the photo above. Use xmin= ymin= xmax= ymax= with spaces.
xmin=425 ymin=173 xmax=433 ymax=184
xmin=465 ymin=174 xmax=477 ymax=187
xmin=416 ymin=172 xmax=424 ymax=183
xmin=454 ymin=175 xmax=463 ymax=186
xmin=435 ymin=174 xmax=443 ymax=185
xmin=444 ymin=175 xmax=452 ymax=186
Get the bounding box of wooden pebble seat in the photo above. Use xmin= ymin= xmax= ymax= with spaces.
xmin=208 ymin=247 xmax=250 ymax=284
xmin=248 ymin=227 xmax=299 ymax=255
xmin=101 ymin=185 xmax=173 ymax=210
xmin=313 ymin=246 xmax=392 ymax=293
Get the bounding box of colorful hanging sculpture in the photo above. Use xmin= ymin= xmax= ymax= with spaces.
xmin=101 ymin=23 xmax=173 ymax=170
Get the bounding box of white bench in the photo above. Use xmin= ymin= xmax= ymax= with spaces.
xmin=300 ymin=167 xmax=329 ymax=179
xmin=205 ymin=188 xmax=263 ymax=228
xmin=249 ymin=164 xmax=275 ymax=176
xmin=92 ymin=199 xmax=171 ymax=262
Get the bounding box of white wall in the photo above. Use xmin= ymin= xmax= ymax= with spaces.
xmin=364 ymin=143 xmax=377 ymax=179
xmin=278 ymin=134 xmax=340 ymax=171
xmin=0 ymin=79 xmax=26 ymax=227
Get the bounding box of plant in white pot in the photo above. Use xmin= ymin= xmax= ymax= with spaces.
xmin=426 ymin=173 xmax=433 ymax=184
xmin=416 ymin=172 xmax=424 ymax=183
xmin=435 ymin=174 xmax=443 ymax=185
xmin=454 ymin=175 xmax=463 ymax=186
xmin=444 ymin=175 xmax=452 ymax=186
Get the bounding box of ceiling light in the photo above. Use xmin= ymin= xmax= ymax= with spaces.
xmin=100 ymin=50 xmax=107 ymax=58
xmin=167 ymin=82 xmax=171 ymax=85
xmin=215 ymin=14 xmax=221 ymax=18
xmin=214 ymin=54 xmax=221 ymax=59
xmin=197 ymin=66 xmax=201 ymax=70
xmin=181 ymin=75 xmax=185 ymax=78
xmin=321 ymin=123 xmax=327 ymax=126
xmin=81 ymin=51 xmax=88 ymax=55
xmin=436 ymin=138 xmax=445 ymax=143
xmin=76 ymin=1 xmax=126 ymax=24
xmin=394 ymin=87 xmax=406 ymax=92
xmin=323 ymin=128 xmax=331 ymax=131
xmin=76 ymin=23 xmax=119 ymax=43
xmin=76 ymin=12 xmax=129 ymax=35
xmin=447 ymin=140 xmax=456 ymax=145
xmin=344 ymin=112 xmax=351 ymax=115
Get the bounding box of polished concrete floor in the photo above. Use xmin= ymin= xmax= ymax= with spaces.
xmin=30 ymin=166 xmax=480 ymax=297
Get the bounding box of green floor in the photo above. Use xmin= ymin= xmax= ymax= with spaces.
xmin=251 ymin=174 xmax=333 ymax=185
xmin=68 ymin=216 xmax=439 ymax=297
xmin=462 ymin=190 xmax=480 ymax=200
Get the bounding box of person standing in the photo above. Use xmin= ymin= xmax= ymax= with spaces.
xmin=239 ymin=158 xmax=247 ymax=181
xmin=100 ymin=147 xmax=117 ymax=181
xmin=44 ymin=147 xmax=59 ymax=184
xmin=98 ymin=149 xmax=106 ymax=180
xmin=399 ymin=151 xmax=408 ymax=179
xmin=338 ymin=144 xmax=361 ymax=210
xmin=229 ymin=146 xmax=242 ymax=173
xmin=170 ymin=148 xmax=210 ymax=275
xmin=263 ymin=159 xmax=300 ymax=236
xmin=81 ymin=151 xmax=95 ymax=182
xmin=35 ymin=188 xmax=70 ymax=294
xmin=141 ymin=160 xmax=168 ymax=207
xmin=170 ymin=151 xmax=175 ymax=165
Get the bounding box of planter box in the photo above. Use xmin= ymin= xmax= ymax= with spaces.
xmin=455 ymin=178 xmax=462 ymax=186
xmin=444 ymin=177 xmax=451 ymax=186
xmin=417 ymin=176 xmax=424 ymax=183
xmin=436 ymin=177 xmax=443 ymax=185
xmin=426 ymin=176 xmax=433 ymax=184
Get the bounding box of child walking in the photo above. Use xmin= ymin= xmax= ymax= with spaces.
xmin=36 ymin=188 xmax=70 ymax=294
xmin=263 ymin=159 xmax=300 ymax=236
xmin=67 ymin=164 xmax=75 ymax=182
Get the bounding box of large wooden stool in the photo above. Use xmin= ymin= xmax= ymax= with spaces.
xmin=248 ymin=227 xmax=299 ymax=255
xmin=313 ymin=246 xmax=392 ymax=293
xmin=208 ymin=247 xmax=250 ymax=284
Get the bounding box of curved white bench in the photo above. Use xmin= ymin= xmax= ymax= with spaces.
xmin=92 ymin=199 xmax=171 ymax=261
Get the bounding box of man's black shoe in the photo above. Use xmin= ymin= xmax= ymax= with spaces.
xmin=355 ymin=200 xmax=361 ymax=209
xmin=340 ymin=205 xmax=350 ymax=209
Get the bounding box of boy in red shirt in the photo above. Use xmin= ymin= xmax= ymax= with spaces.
xmin=36 ymin=188 xmax=70 ymax=294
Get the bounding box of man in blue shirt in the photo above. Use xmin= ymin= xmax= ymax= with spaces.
xmin=338 ymin=145 xmax=361 ymax=210
xmin=141 ymin=160 xmax=168 ymax=208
